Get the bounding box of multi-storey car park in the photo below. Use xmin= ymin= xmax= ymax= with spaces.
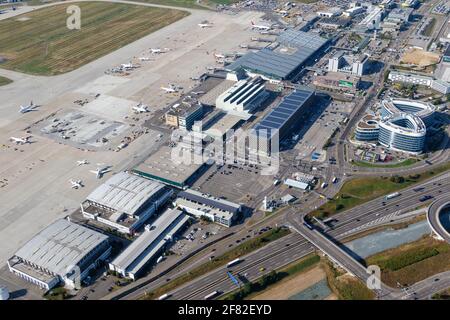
xmin=250 ymin=86 xmax=316 ymax=156
xmin=108 ymin=209 xmax=190 ymax=280
xmin=81 ymin=172 xmax=173 ymax=235
xmin=8 ymin=219 xmax=111 ymax=291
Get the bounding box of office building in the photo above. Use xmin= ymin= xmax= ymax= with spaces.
xmin=174 ymin=189 xmax=241 ymax=227
xmin=328 ymin=51 xmax=369 ymax=76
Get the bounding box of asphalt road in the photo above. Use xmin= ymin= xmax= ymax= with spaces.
xmin=427 ymin=195 xmax=450 ymax=243
xmin=158 ymin=172 xmax=450 ymax=300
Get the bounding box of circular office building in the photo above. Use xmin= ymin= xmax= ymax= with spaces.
xmin=378 ymin=113 xmax=426 ymax=154
xmin=381 ymin=98 xmax=436 ymax=126
xmin=355 ymin=114 xmax=380 ymax=141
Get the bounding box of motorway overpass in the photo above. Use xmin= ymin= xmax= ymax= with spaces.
xmin=427 ymin=195 xmax=450 ymax=243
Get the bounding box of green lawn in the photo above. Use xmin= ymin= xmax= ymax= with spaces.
xmin=141 ymin=227 xmax=291 ymax=300
xmin=365 ymin=236 xmax=450 ymax=287
xmin=310 ymin=162 xmax=450 ymax=218
xmin=352 ymin=158 xmax=418 ymax=168
xmin=0 ymin=2 xmax=189 ymax=75
xmin=0 ymin=76 xmax=12 ymax=86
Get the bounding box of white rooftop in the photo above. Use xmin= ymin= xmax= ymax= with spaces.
xmin=13 ymin=219 xmax=108 ymax=277
xmin=86 ymin=172 xmax=165 ymax=216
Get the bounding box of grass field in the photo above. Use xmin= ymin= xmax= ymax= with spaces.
xmin=322 ymin=259 xmax=375 ymax=300
xmin=0 ymin=2 xmax=189 ymax=75
xmin=352 ymin=158 xmax=418 ymax=168
xmin=141 ymin=227 xmax=291 ymax=300
xmin=0 ymin=76 xmax=12 ymax=86
xmin=309 ymin=162 xmax=450 ymax=219
xmin=365 ymin=236 xmax=450 ymax=287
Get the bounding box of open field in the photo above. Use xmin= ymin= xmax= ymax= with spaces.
xmin=0 ymin=2 xmax=189 ymax=75
xmin=401 ymin=48 xmax=440 ymax=67
xmin=0 ymin=76 xmax=12 ymax=86
xmin=322 ymin=260 xmax=375 ymax=300
xmin=310 ymin=162 xmax=450 ymax=218
xmin=365 ymin=236 xmax=450 ymax=287
xmin=249 ymin=260 xmax=326 ymax=300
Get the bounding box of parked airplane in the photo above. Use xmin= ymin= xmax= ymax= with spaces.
xmin=19 ymin=101 xmax=38 ymax=113
xmin=69 ymin=179 xmax=84 ymax=189
xmin=76 ymin=159 xmax=89 ymax=166
xmin=198 ymin=23 xmax=213 ymax=28
xmin=10 ymin=136 xmax=31 ymax=144
xmin=150 ymin=48 xmax=169 ymax=54
xmin=133 ymin=103 xmax=149 ymax=113
xmin=251 ymin=21 xmax=272 ymax=31
xmin=161 ymin=85 xmax=179 ymax=93
xmin=121 ymin=62 xmax=136 ymax=70
xmin=89 ymin=166 xmax=112 ymax=179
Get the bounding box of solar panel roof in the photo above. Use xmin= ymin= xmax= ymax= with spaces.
xmin=253 ymin=88 xmax=314 ymax=138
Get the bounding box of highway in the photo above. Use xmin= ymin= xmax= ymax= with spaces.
xmin=427 ymin=195 xmax=450 ymax=243
xmin=158 ymin=172 xmax=450 ymax=300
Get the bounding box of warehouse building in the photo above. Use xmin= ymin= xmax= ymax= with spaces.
xmin=81 ymin=172 xmax=173 ymax=235
xmin=8 ymin=219 xmax=111 ymax=291
xmin=250 ymin=87 xmax=315 ymax=156
xmin=109 ymin=209 xmax=190 ymax=280
xmin=226 ymin=30 xmax=328 ymax=82
xmin=174 ymin=189 xmax=241 ymax=227
xmin=132 ymin=146 xmax=207 ymax=189
xmin=216 ymin=76 xmax=268 ymax=119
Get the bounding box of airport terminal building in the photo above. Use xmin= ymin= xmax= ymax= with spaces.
xmin=226 ymin=30 xmax=329 ymax=82
xmin=81 ymin=172 xmax=173 ymax=235
xmin=8 ymin=219 xmax=111 ymax=291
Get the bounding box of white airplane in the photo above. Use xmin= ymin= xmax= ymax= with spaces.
xmin=150 ymin=48 xmax=169 ymax=54
xmin=69 ymin=179 xmax=84 ymax=189
xmin=161 ymin=86 xmax=178 ymax=93
xmin=76 ymin=159 xmax=89 ymax=166
xmin=198 ymin=23 xmax=213 ymax=28
xmin=19 ymin=101 xmax=38 ymax=113
xmin=132 ymin=103 xmax=149 ymax=113
xmin=251 ymin=21 xmax=272 ymax=31
xmin=89 ymin=166 xmax=112 ymax=179
xmin=10 ymin=136 xmax=31 ymax=144
xmin=121 ymin=62 xmax=135 ymax=70
xmin=214 ymin=53 xmax=226 ymax=59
